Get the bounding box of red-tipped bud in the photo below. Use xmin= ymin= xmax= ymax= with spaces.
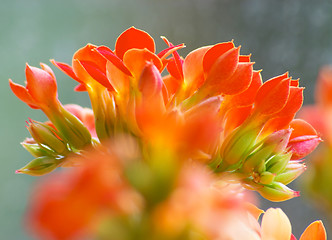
xmin=288 ymin=135 xmax=322 ymax=160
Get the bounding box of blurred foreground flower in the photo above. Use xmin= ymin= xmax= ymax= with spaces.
xmin=9 ymin=27 xmax=325 ymax=239
xmin=299 ymin=66 xmax=332 ymax=217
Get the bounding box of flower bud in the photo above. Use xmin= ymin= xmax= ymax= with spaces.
xmin=27 ymin=120 xmax=68 ymax=154
xmin=274 ymin=161 xmax=306 ymax=185
xmin=15 ymin=156 xmax=63 ymax=176
xmin=256 ymin=181 xmax=299 ymax=202
xmin=265 ymin=153 xmax=292 ymax=175
xmin=288 ymin=135 xmax=322 ymax=160
xmin=21 ymin=139 xmax=55 ymax=158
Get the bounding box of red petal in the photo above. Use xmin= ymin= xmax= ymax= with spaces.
xmin=161 ymin=37 xmax=184 ymax=81
xmin=74 ymin=84 xmax=87 ymax=92
xmin=80 ymin=60 xmax=114 ymax=91
xmin=115 ymin=27 xmax=155 ymax=60
xmin=51 ymin=60 xmax=81 ymax=83
xmin=254 ymin=73 xmax=290 ymax=115
xmin=9 ymin=79 xmax=39 ymax=109
xmin=95 ymin=46 xmax=132 ymax=76
xmin=203 ymin=42 xmax=235 ymax=74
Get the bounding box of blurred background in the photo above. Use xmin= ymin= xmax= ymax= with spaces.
xmin=1 ymin=0 xmax=332 ymax=239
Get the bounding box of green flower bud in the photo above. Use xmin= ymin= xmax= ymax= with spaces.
xmin=274 ymin=161 xmax=306 ymax=185
xmin=259 ymin=171 xmax=275 ymax=185
xmin=21 ymin=140 xmax=55 ymax=157
xmin=256 ymin=181 xmax=300 ymax=202
xmin=27 ymin=120 xmax=68 ymax=154
xmin=265 ymin=153 xmax=292 ymax=174
xmin=15 ymin=156 xmax=63 ymax=176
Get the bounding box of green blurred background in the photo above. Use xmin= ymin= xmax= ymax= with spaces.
xmin=1 ymin=0 xmax=332 ymax=239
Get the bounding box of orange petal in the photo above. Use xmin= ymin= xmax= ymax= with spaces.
xmin=139 ymin=62 xmax=163 ymax=98
xmin=204 ymin=47 xmax=240 ymax=88
xmin=162 ymin=74 xmax=180 ymax=97
xmin=106 ymin=61 xmax=130 ymax=93
xmin=228 ymin=70 xmax=263 ymax=107
xmin=217 ymin=62 xmax=254 ymax=95
xmin=73 ymin=44 xmax=106 ymax=73
xmin=167 ymin=57 xmax=183 ymax=81
xmin=224 ymin=106 xmax=252 ymax=135
xmin=299 ymin=220 xmax=326 ymax=240
xmin=202 ymin=41 xmax=235 ymax=74
xmin=9 ymin=79 xmax=39 ymax=109
xmin=95 ymin=46 xmax=132 ymax=76
xmin=183 ymin=46 xmax=211 ymax=92
xmin=289 ymin=119 xmax=318 ymax=139
xmin=115 ymin=27 xmax=155 ymax=60
xmin=254 ymin=73 xmax=290 ymax=115
xmin=25 ymin=64 xmax=58 ymax=106
xmin=274 ymin=87 xmax=304 ymax=118
xmin=123 ymin=48 xmax=162 ymax=81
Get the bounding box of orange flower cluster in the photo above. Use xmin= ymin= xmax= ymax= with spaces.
xmin=9 ymin=27 xmax=326 ymax=239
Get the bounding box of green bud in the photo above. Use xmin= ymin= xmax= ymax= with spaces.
xmin=241 ymin=145 xmax=273 ymax=173
xmin=265 ymin=153 xmax=292 ymax=174
xmin=274 ymin=162 xmax=306 ymax=185
xmin=220 ymin=127 xmax=258 ymax=170
xmin=15 ymin=156 xmax=63 ymax=176
xmin=256 ymin=181 xmax=300 ymax=202
xmin=50 ymin=106 xmax=92 ymax=150
xmin=259 ymin=171 xmax=275 ymax=185
xmin=27 ymin=120 xmax=68 ymax=154
xmin=21 ymin=140 xmax=55 ymax=157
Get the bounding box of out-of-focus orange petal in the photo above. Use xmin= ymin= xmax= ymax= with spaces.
xmin=297 ymin=106 xmax=325 ymax=137
xmin=254 ymin=73 xmax=290 ymax=115
xmin=315 ymin=66 xmax=332 ymax=107
xmin=95 ymin=46 xmax=132 ymax=76
xmin=163 ymin=74 xmax=180 ymax=98
xmin=74 ymin=84 xmax=87 ymax=92
xmin=261 ymin=208 xmax=292 ymax=240
xmin=9 ymin=79 xmax=39 ymax=109
xmin=123 ymin=48 xmax=162 ymax=81
xmin=202 ymin=42 xmax=235 ymax=74
xmin=115 ymin=27 xmax=155 ymax=60
xmin=217 ymin=62 xmax=254 ymax=95
xmin=51 ymin=60 xmax=81 ymax=83
xmin=299 ymin=220 xmax=326 ymax=240
xmin=204 ymin=47 xmax=240 ymax=88
xmin=25 ymin=64 xmax=58 ymax=106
